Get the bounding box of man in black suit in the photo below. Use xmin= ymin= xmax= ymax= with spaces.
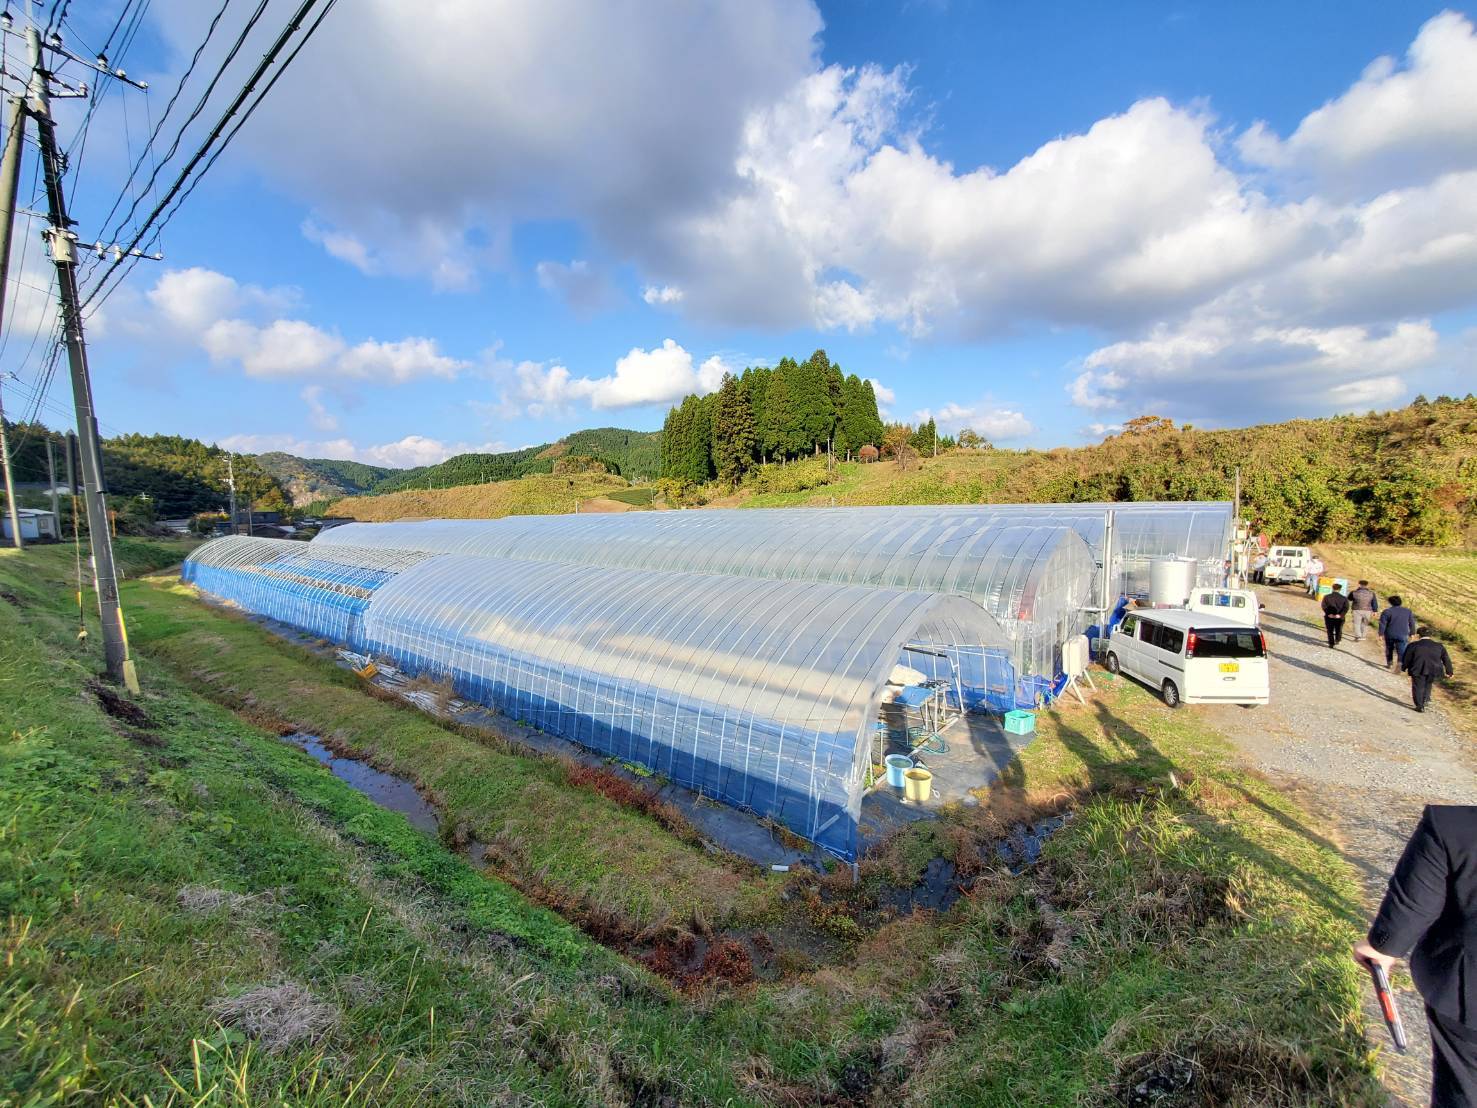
xmin=1321 ymin=581 xmax=1351 ymax=647
xmin=1403 ymin=628 xmax=1456 ymax=713
xmin=1357 ymin=805 xmax=1477 ymax=1106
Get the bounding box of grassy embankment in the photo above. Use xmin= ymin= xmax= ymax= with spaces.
xmin=1322 ymin=544 xmax=1477 ymax=738
xmin=3 ymin=540 xmax=1384 ymax=1104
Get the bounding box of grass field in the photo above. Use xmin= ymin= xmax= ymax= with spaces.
xmin=1321 ymin=545 xmax=1477 ymax=652
xmin=2 ymin=540 xmax=1384 ymax=1105
xmin=328 ymin=472 xmax=634 ymax=522
xmin=1321 ymin=544 xmax=1477 ymax=742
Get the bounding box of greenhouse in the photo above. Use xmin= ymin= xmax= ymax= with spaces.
xmin=182 ymin=536 xmax=1016 ymax=861
xmin=867 ymin=501 xmax=1234 ymax=603
xmin=314 ymin=513 xmax=1098 ymax=690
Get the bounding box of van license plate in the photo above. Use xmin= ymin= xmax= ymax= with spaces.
xmin=1219 ymin=662 xmax=1239 ymax=673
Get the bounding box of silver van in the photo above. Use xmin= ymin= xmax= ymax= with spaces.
xmin=1105 ymin=608 xmax=1270 ymax=707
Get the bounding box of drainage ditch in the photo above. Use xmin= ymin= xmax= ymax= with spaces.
xmin=277 ymin=729 xmax=1070 ymax=988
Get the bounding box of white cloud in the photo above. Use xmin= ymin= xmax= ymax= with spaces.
xmin=300 ymin=385 xmax=338 ymax=432
xmin=216 ymin=433 xmax=506 ymax=469
xmin=301 ymin=220 xmax=377 ymax=275
xmin=642 ymin=284 xmax=685 ymax=305
xmin=203 ymin=319 xmax=344 ymax=378
xmin=1072 ymin=317 xmax=1437 ymax=419
xmin=913 ymin=402 xmax=1034 ymax=440
xmin=146 ymin=267 xmax=295 ymax=333
xmin=1237 ymin=11 xmax=1477 ymax=197
xmin=506 ymin=339 xmax=730 ymax=416
xmin=1084 ymin=422 xmax=1122 ymax=438
xmin=171 ymin=0 xmax=822 ymax=287
xmin=536 ymin=259 xmax=615 ymax=314
xmin=661 ymin=71 xmax=1312 ymax=334
xmin=142 ymin=268 xmax=467 ymax=384
xmin=865 ymin=378 xmax=894 ymax=405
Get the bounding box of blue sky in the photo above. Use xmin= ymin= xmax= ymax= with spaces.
xmin=5 ymin=1 xmax=1475 ymax=467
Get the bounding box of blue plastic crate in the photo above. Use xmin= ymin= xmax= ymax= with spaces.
xmin=1003 ymin=709 xmax=1036 ymax=736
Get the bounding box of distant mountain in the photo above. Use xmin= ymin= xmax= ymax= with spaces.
xmin=254 ymin=452 xmax=400 ymax=507
xmin=371 ymin=427 xmax=662 ymax=494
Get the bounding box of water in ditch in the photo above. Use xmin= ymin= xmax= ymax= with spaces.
xmin=281 ymin=731 xmax=440 ymax=836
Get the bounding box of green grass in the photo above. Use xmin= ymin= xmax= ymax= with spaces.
xmin=1 ymin=541 xmax=1385 ymax=1105
xmin=120 ymin=573 xmax=772 ymax=933
xmin=1 ymin=547 xmax=748 ymax=1106
xmin=601 ymin=486 xmax=657 ymax=507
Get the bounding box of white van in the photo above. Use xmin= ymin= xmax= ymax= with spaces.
xmin=1104 ymin=608 xmax=1270 ymax=707
xmin=1188 ymin=588 xmax=1261 ymax=626
xmin=1263 ymin=546 xmax=1311 ymax=585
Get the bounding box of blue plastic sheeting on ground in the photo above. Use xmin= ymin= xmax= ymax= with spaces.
xmin=181 ymin=537 xmax=1016 ymax=862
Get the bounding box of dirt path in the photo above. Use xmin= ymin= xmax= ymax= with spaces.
xmin=1204 ymin=584 xmax=1477 ymax=1105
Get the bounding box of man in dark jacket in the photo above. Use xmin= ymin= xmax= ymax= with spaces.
xmin=1321 ymin=582 xmax=1351 ymax=647
xmin=1349 ymin=579 xmax=1379 ymax=642
xmin=1356 ymin=805 xmax=1477 ymax=1106
xmin=1403 ymin=628 xmax=1455 ymax=713
xmin=1382 ymin=596 xmax=1419 ymax=669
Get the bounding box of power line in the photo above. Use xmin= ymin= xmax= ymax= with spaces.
xmin=89 ymin=0 xmax=268 ymax=258
xmin=84 ymin=0 xmax=336 ymax=313
xmin=141 ymin=0 xmax=338 ymax=242
xmin=96 ymin=0 xmax=144 ymax=65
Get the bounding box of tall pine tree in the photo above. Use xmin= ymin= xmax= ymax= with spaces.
xmin=712 ymin=372 xmax=757 ymax=482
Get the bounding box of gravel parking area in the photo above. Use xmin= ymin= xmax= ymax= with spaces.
xmin=1203 ymin=583 xmax=1476 ymax=1106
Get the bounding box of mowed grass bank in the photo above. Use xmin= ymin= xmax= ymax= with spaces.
xmin=121 ymin=573 xmax=773 ymax=934
xmin=3 ymin=541 xmax=1383 ymax=1104
xmin=0 ymin=544 xmax=753 ymax=1105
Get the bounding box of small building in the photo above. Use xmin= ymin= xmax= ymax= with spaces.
xmin=858 ymin=444 xmax=879 ymax=463
xmin=3 ymin=508 xmax=60 ymax=543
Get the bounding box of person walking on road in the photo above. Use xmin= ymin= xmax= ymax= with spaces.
xmin=1305 ymin=554 xmax=1326 ymax=597
xmin=1250 ymin=552 xmax=1268 ymax=584
xmin=1403 ymin=627 xmax=1455 ymax=713
xmin=1349 ymin=579 xmax=1380 ymax=642
xmin=1355 ymin=805 xmax=1477 ymax=1106
xmin=1381 ymin=595 xmax=1419 ymax=669
xmin=1321 ymin=582 xmax=1351 ymax=647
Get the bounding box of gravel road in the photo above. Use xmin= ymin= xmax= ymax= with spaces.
xmin=1203 ymin=583 xmax=1476 ymax=1106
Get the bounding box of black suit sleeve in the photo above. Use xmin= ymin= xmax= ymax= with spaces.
xmin=1443 ymin=645 xmax=1454 ymax=677
xmin=1369 ymin=807 xmax=1451 ymax=958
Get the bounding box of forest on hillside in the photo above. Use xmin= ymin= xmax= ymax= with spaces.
xmin=661 ymin=350 xmax=885 ymax=483
xmin=373 ymin=428 xmax=663 ymax=493
xmin=2 ymin=425 xmax=287 ymax=519
xmin=720 ymin=400 xmax=1477 ymax=546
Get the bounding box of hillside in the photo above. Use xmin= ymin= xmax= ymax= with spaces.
xmin=371 ymin=428 xmax=662 ymax=494
xmin=2 ymin=425 xmax=288 ymax=518
xmin=254 ymin=452 xmax=398 ymax=507
xmin=328 ymin=471 xmax=635 ymax=521
xmin=715 ymin=397 xmax=1477 ymax=545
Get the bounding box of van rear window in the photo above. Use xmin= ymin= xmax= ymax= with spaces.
xmin=1191 ymin=629 xmax=1265 ymax=658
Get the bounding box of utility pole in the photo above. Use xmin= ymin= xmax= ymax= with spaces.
xmin=226 ymin=455 xmax=237 ymax=534
xmin=44 ymin=434 xmax=58 ymax=526
xmin=27 ymin=23 xmax=135 ymax=689
xmin=0 ymin=85 xmax=27 ymax=551
xmin=0 ymin=377 xmax=21 ymax=549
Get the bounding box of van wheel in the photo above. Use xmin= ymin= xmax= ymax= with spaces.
xmin=1161 ymin=680 xmax=1181 ymax=709
xmin=1104 ymin=652 xmax=1121 ymax=675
